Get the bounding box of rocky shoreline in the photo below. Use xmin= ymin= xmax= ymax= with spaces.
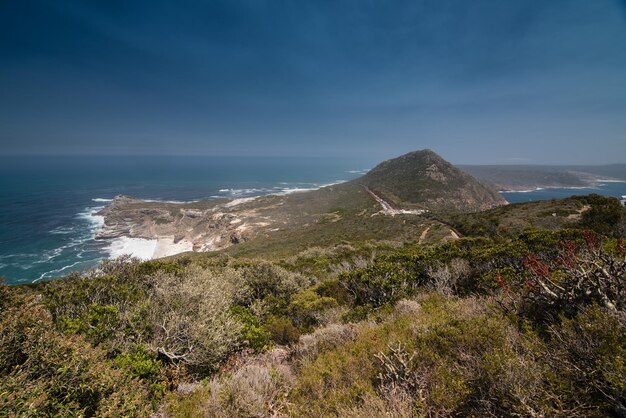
xmin=95 ymin=194 xmax=280 ymax=257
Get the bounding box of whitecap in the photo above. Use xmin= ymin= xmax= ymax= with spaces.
xmin=224 ymin=197 xmax=259 ymax=207
xmin=105 ymin=237 xmax=158 ymax=261
xmin=141 ymin=199 xmax=198 ymax=204
xmin=35 ymin=260 xmax=91 ymax=282
xmin=218 ymin=188 xmax=270 ymax=196
xmin=276 ymin=180 xmax=346 ymax=195
xmin=77 ymin=206 xmax=105 ymax=231
xmin=92 ymin=198 xmax=113 ymax=202
xmin=49 ymin=226 xmax=76 ymax=234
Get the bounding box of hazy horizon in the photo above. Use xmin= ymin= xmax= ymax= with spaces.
xmin=1 ymin=153 xmax=625 ymax=167
xmin=2 ymin=1 xmax=625 ymax=164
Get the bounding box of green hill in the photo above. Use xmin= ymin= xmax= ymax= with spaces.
xmin=358 ymin=149 xmax=507 ymax=212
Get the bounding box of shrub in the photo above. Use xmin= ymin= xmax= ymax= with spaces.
xmin=340 ymin=260 xmax=423 ymax=308
xmin=393 ymin=299 xmax=421 ymax=317
xmin=521 ymin=233 xmax=626 ymax=319
xmin=236 ymin=262 xmax=309 ymax=305
xmin=230 ymin=305 xmax=272 ymax=352
xmin=288 ymin=295 xmax=551 ymax=417
xmin=116 ymin=345 xmax=166 ymax=397
xmin=202 ymin=363 xmax=293 ymax=417
xmin=545 ymin=305 xmax=626 ymax=416
xmin=265 ymin=316 xmax=300 ymax=346
xmin=60 ymin=303 xmax=122 ymax=347
xmin=288 ymin=289 xmax=338 ymax=329
xmin=334 ymin=389 xmax=415 ymax=418
xmin=425 ymin=258 xmax=471 ymax=296
xmin=575 ymin=194 xmax=625 ymax=236
xmin=146 ymin=266 xmax=243 ymax=372
xmin=0 ymin=294 xmax=152 ymax=417
xmin=294 ymin=322 xmax=360 ymax=360
xmin=314 ymin=278 xmax=351 ymax=305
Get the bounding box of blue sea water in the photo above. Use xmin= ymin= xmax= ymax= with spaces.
xmin=1 ymin=156 xmax=625 ymax=285
xmin=500 ymin=183 xmax=626 ymax=204
xmin=0 ymin=156 xmax=370 ymax=284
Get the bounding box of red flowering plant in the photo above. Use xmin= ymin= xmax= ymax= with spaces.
xmin=521 ymin=230 xmax=625 ymax=316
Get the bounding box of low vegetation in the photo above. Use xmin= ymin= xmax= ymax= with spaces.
xmin=1 ymin=194 xmax=624 ymax=416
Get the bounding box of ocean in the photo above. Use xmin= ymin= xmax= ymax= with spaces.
xmin=500 ymin=182 xmax=626 ymax=204
xmin=0 ymin=156 xmax=369 ymax=284
xmin=1 ymin=156 xmax=625 ymax=285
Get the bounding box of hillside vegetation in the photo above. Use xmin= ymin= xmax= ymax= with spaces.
xmin=1 ymin=192 xmax=624 ymax=417
xmin=1 ymin=152 xmax=624 ymax=417
xmin=358 ymin=149 xmax=506 ymax=211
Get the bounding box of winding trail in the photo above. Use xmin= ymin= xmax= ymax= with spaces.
xmin=363 ymin=186 xmax=427 ymax=216
xmin=418 ymin=225 xmax=432 ymax=244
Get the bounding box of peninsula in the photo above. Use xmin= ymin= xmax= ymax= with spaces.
xmin=96 ymin=150 xmax=507 ymax=258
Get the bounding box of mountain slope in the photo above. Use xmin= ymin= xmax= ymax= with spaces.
xmin=357 ymin=149 xmax=507 ymax=212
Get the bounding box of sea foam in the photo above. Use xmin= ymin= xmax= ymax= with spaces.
xmin=105 ymin=237 xmax=158 ymax=260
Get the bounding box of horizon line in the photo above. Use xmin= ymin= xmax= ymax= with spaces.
xmin=0 ymin=153 xmax=624 ymax=167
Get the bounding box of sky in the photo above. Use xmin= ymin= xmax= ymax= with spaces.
xmin=1 ymin=1 xmax=625 ymax=164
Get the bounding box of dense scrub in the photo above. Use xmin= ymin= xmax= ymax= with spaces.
xmin=1 ymin=195 xmax=624 ymax=416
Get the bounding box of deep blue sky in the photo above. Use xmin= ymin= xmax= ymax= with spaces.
xmin=1 ymin=1 xmax=625 ymax=164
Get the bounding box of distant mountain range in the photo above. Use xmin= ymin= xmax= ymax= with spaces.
xmin=460 ymin=164 xmax=626 ymax=191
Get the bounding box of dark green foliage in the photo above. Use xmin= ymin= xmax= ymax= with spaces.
xmin=135 ymin=259 xmax=184 ymax=276
xmin=315 ymin=278 xmax=351 ymax=305
xmin=260 ymin=294 xmax=290 ymax=317
xmin=60 ymin=303 xmax=122 ymax=346
xmin=265 ymin=316 xmax=300 ymax=346
xmin=341 ymin=260 xmax=424 ymax=308
xmin=237 ymin=261 xmax=307 ymax=304
xmin=574 ymin=194 xmax=625 ymax=236
xmin=288 ymin=289 xmax=338 ymax=329
xmin=116 ymin=346 xmax=162 ymax=381
xmin=230 ymin=306 xmax=272 ymax=352
xmin=445 ymin=194 xmax=622 ymax=239
xmin=0 ymin=293 xmax=152 ymax=417
xmin=544 ymin=306 xmax=626 ymax=415
xmin=40 ymin=260 xmax=152 ymax=357
xmin=289 ymin=295 xmax=626 ymax=417
xmin=116 ymin=346 xmax=166 ymax=398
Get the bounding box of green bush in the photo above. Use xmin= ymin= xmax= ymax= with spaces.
xmin=340 ymin=260 xmax=423 ymax=308
xmin=235 ymin=262 xmax=309 ymax=306
xmin=575 ymin=194 xmax=625 ymax=236
xmin=60 ymin=303 xmax=122 ymax=346
xmin=265 ymin=316 xmax=300 ymax=346
xmin=0 ymin=294 xmax=152 ymax=417
xmin=315 ymin=279 xmax=351 ymax=305
xmin=544 ymin=305 xmax=626 ymax=415
xmin=231 ymin=305 xmax=272 ymax=352
xmin=116 ymin=346 xmax=166 ymax=398
xmin=288 ymin=289 xmax=338 ymax=329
